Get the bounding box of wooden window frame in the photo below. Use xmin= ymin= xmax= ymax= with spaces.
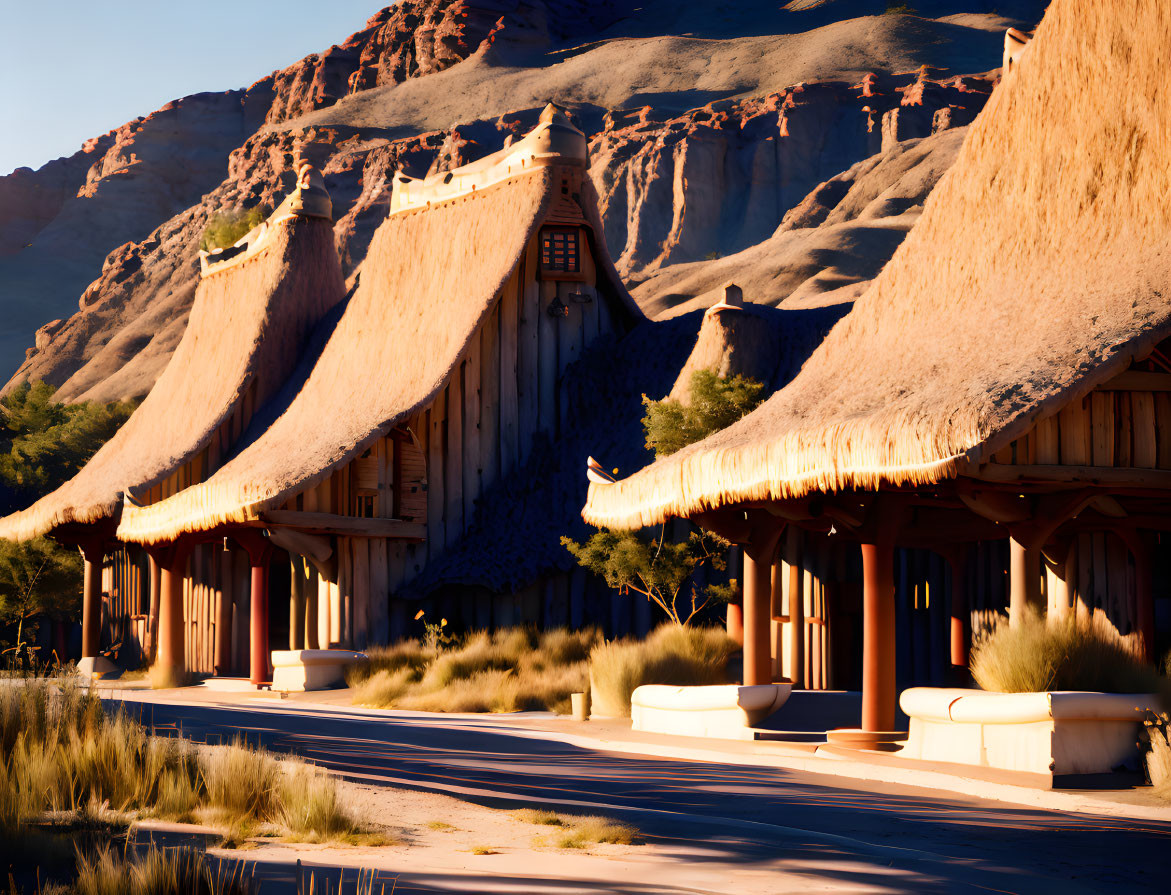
xmin=539 ymin=226 xmax=586 ymax=282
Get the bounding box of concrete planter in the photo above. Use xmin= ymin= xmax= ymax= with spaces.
xmin=899 ymin=687 xmax=1160 ymax=776
xmin=271 ymin=649 xmax=367 ymax=691
xmin=630 ymin=683 xmax=792 ymax=740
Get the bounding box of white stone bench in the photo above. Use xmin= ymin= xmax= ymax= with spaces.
xmin=899 ymin=687 xmax=1160 ymax=776
xmin=271 ymin=649 xmax=367 ymax=692
xmin=631 ymin=683 xmax=791 ymax=740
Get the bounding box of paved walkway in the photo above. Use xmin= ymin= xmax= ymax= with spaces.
xmin=102 ymin=686 xmax=1170 ymax=894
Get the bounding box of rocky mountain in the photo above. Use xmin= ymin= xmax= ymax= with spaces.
xmin=1 ymin=0 xmax=1047 ymax=402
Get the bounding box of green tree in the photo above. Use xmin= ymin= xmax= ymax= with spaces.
xmin=0 ymin=536 xmax=82 ymax=663
xmin=641 ymin=370 xmax=766 ymax=458
xmin=0 ymin=381 xmax=136 ymax=514
xmin=561 ymin=528 xmax=735 ymax=626
xmin=566 ymin=370 xmax=767 ymax=624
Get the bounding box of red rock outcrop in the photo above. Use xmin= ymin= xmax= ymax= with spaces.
xmin=590 ymin=69 xmax=993 ymax=277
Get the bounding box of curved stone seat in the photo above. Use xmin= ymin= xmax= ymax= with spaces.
xmin=271 ymin=649 xmax=367 ymax=692
xmin=631 ymin=683 xmax=791 ymax=740
xmin=899 ymin=687 xmax=1159 ymax=777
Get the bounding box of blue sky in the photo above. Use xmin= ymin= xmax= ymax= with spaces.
xmin=0 ymin=0 xmax=385 ymax=175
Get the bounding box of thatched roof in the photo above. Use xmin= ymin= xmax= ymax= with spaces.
xmin=118 ymin=128 xmax=641 ymax=544
xmin=667 ymin=285 xmax=786 ymax=404
xmin=0 ymin=194 xmax=346 ymax=543
xmin=584 ymin=0 xmax=1171 ymax=530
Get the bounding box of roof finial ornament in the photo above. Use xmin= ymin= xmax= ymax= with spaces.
xmin=586 ymin=456 xmax=617 ymax=485
xmin=289 ymin=163 xmax=333 ymax=220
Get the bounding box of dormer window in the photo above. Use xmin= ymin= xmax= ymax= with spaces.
xmin=539 ymin=227 xmax=584 ymax=280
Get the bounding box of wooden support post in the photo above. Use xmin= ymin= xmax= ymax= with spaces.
xmin=229 ymin=531 xmax=273 ymax=686
xmin=249 ymin=558 xmax=270 ymax=685
xmin=860 ymin=540 xmax=897 ymax=733
xmin=214 ymin=545 xmax=234 ymax=674
xmin=80 ymin=542 xmax=105 ymax=660
xmin=304 ymin=563 xmax=319 ymax=650
xmin=289 ymin=555 xmax=306 ymax=650
xmin=147 ymin=555 xmax=161 ymax=662
xmin=152 ymin=541 xmax=193 ymax=683
xmin=786 ymin=526 xmax=804 ymax=689
xmin=726 ymin=601 xmax=743 ymax=645
xmin=742 ymin=524 xmax=784 ymax=687
xmin=1009 ymin=536 xmax=1042 ymax=625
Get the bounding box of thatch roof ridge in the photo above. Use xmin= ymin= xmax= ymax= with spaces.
xmin=120 ymin=161 xmax=635 ymax=543
xmin=583 ymin=0 xmax=1171 ymax=530
xmin=0 ymin=212 xmax=347 ymax=542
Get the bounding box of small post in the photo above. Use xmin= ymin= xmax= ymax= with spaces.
xmin=571 ymin=691 xmax=590 ymax=722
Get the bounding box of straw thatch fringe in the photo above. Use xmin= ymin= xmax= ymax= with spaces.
xmin=118 ymin=169 xmax=560 ymax=544
xmin=0 ymin=216 xmax=345 ymax=542
xmin=584 ymin=0 xmax=1171 ymax=529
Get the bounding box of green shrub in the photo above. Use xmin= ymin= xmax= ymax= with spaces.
xmin=199 ymin=207 xmax=267 ymax=252
xmin=588 ymin=623 xmax=735 ymax=718
xmin=970 ymin=610 xmax=1169 ymax=695
xmin=641 ymin=370 xmax=766 ymax=458
xmin=562 ymin=528 xmax=733 ymax=626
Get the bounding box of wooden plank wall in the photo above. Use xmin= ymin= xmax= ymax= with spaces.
xmin=774 ymin=530 xmax=852 ymax=690
xmin=992 ymin=385 xmax=1171 ymax=469
xmin=299 ymin=230 xmax=616 ymax=644
xmin=1059 ymin=531 xmax=1142 ymax=645
xmin=102 ymin=546 xmax=149 ymax=667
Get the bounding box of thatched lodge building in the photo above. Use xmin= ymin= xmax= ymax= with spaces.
xmin=0 ymin=105 xmax=642 ymax=683
xmin=584 ymin=0 xmax=1171 ymax=743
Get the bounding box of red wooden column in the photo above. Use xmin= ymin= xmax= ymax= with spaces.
xmin=231 ymin=530 xmax=273 ymax=686
xmin=1008 ymin=536 xmax=1042 ymax=626
xmin=860 ymin=540 xmax=897 ymax=733
xmin=726 ymin=601 xmax=744 ymax=645
xmin=742 ymin=523 xmax=784 ymax=686
xmin=79 ymin=540 xmax=106 ymax=661
xmin=151 ymin=540 xmax=193 ymax=683
xmin=250 ymin=559 xmax=271 ymax=685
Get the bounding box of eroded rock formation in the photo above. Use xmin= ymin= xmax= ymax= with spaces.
xmin=2 ymin=0 xmax=1035 ymax=401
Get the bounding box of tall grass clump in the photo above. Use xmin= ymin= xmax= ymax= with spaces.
xmin=589 ymin=624 xmax=735 ymax=718
xmin=0 ymin=680 xmax=360 ymax=843
xmin=73 ymin=844 xmax=253 ymax=895
xmin=970 ymin=610 xmax=1169 ymax=695
xmin=350 ymin=627 xmax=601 ymax=714
xmin=276 ymin=760 xmax=354 ymax=840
